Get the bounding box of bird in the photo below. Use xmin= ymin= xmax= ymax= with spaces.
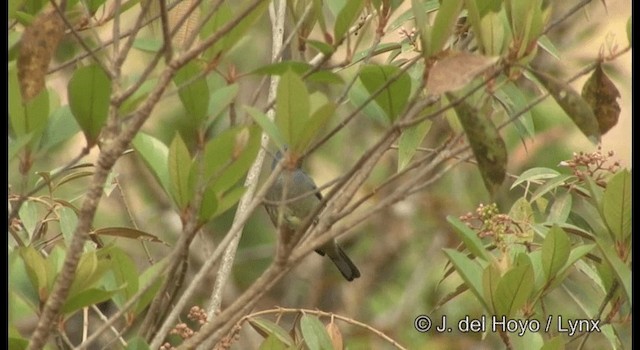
xmin=264 ymin=149 xmax=361 ymax=281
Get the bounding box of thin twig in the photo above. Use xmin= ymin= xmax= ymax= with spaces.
xmin=48 ymin=0 xmax=113 ymax=78
xmin=238 ymin=308 xmax=407 ymax=350
xmin=73 ymin=259 xmax=171 ymax=350
xmin=8 ymin=147 xmax=90 ymax=228
xmin=542 ymin=0 xmax=594 ymax=36
xmin=159 ymin=0 xmax=173 ymax=62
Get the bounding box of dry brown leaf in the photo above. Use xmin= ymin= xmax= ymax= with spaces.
xmin=325 ymin=321 xmax=344 ymax=350
xmin=533 ymin=69 xmax=601 ymax=143
xmin=17 ymin=10 xmax=65 ymax=100
xmin=170 ymin=0 xmax=200 ymax=49
xmin=426 ymin=51 xmax=499 ymax=96
xmin=581 ymin=64 xmax=621 ymax=135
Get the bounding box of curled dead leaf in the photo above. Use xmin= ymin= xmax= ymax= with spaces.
xmin=17 ymin=10 xmax=65 ymax=100
xmin=581 ymin=64 xmax=621 ymax=135
xmin=426 ymin=52 xmax=499 ymax=96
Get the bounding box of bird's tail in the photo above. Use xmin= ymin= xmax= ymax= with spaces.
xmin=326 ymin=244 xmax=361 ymax=282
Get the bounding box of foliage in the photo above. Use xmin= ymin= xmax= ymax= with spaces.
xmin=447 ymin=149 xmax=630 ymax=349
xmin=8 ymin=0 xmax=629 ymax=349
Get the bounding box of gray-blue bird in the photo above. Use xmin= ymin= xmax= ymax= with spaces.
xmin=265 ymin=150 xmax=360 ymax=281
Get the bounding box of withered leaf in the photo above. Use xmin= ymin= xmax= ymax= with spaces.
xmin=532 ymin=69 xmax=601 ymax=144
xmin=581 ymin=64 xmax=621 ymax=135
xmin=447 ymin=92 xmax=507 ymax=196
xmin=326 ymin=321 xmax=344 ymax=350
xmin=426 ymin=52 xmax=499 ymax=96
xmin=17 ymin=10 xmax=65 ymax=100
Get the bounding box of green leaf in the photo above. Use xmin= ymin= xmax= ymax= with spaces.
xmin=62 ymin=288 xmax=114 ymax=314
xmin=92 ymin=227 xmax=166 ymax=243
xmin=398 ymin=119 xmax=432 ymax=170
xmin=448 ymin=93 xmax=507 ymax=195
xmin=300 ymin=314 xmax=334 ymax=350
xmin=307 ymin=39 xmax=335 ymax=55
xmin=358 ymin=64 xmax=411 ymax=123
xmin=68 ymin=250 xmax=111 ymax=297
xmin=334 ymin=0 xmax=364 ymax=43
xmin=537 ymin=35 xmax=561 ymax=60
xmin=258 ymin=334 xmax=288 ymax=350
xmin=494 ymin=261 xmax=534 ymax=317
xmin=547 ymin=192 xmax=572 ymax=224
xmin=9 ymin=134 xmax=34 ymax=160
xmin=84 ymin=0 xmax=107 ymax=13
xmin=571 ymin=190 xmax=608 ymax=237
xmin=67 ymin=64 xmax=111 ymax=146
xmin=125 ymin=337 xmax=151 ymax=350
xmin=251 ymin=61 xmax=312 ymax=76
xmin=595 ymin=236 xmax=631 ymax=304
xmin=505 ymin=0 xmax=544 ymax=57
xmin=443 ymin=249 xmax=490 ymax=311
xmin=201 ymin=1 xmax=269 ymax=59
xmin=308 ymin=70 xmax=345 ymax=85
xmin=173 ymin=61 xmax=209 ymax=123
xmin=104 ymin=248 xmax=139 ymax=308
xmin=8 ymin=337 xmax=28 ymax=350
xmin=134 ymin=261 xmax=166 ymax=316
xmin=480 ymin=9 xmax=509 ymax=56
xmin=168 ymin=133 xmax=193 ymax=209
xmin=350 ymin=43 xmax=402 ymax=67
xmin=531 ymin=69 xmax=600 ymax=144
xmin=18 ymin=200 xmax=38 ymax=239
xmin=294 ymin=102 xmax=336 ymax=152
xmin=541 ymin=225 xmax=570 ymax=281
xmin=201 ymin=125 xmax=260 ymax=193
xmin=208 ymin=83 xmax=239 ymax=120
xmin=602 ymin=169 xmax=631 ymax=242
xmin=348 ymin=78 xmax=389 ymax=125
xmin=39 ymin=106 xmax=80 ymax=151
xmin=276 ymin=70 xmax=310 ymax=152
xmin=482 ymin=263 xmax=502 ymax=314
xmin=508 ymin=198 xmax=534 ymax=239
xmin=429 ymin=0 xmax=462 ymax=55
xmin=213 ymin=186 xmax=245 ymax=218
xmin=9 ymin=63 xmax=49 ymax=144
xmin=248 ymin=317 xmax=294 ymax=346
xmin=529 ymin=175 xmax=572 ymax=202
xmin=245 ymin=106 xmax=285 ymax=149
xmin=510 ymin=167 xmax=560 ymax=190
xmin=9 ymin=0 xmax=27 ymax=19
xmin=561 ymin=244 xmax=595 ymax=273
xmin=388 ymin=0 xmax=439 ymax=31
xmin=582 ymin=175 xmax=604 ymax=207
xmin=539 ymin=336 xmax=565 ymax=350
xmin=132 ymin=133 xmax=171 ymax=196
xmin=412 ymin=0 xmax=431 ymax=58
xmin=447 ymin=216 xmax=491 ymax=261
xmin=494 ymin=81 xmax=534 ymax=138
xmin=198 ymin=186 xmax=219 ymax=223
xmin=58 ymin=206 xmax=78 ymax=243
xmin=19 ymin=246 xmax=50 ymax=302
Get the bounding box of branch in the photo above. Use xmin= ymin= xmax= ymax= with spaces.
xmin=27 ymin=0 xmax=271 ymax=346
xmin=196 ymin=3 xmax=287 ymax=349
xmin=238 ymin=308 xmax=407 ymax=350
xmin=74 ymin=259 xmax=171 ymax=350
